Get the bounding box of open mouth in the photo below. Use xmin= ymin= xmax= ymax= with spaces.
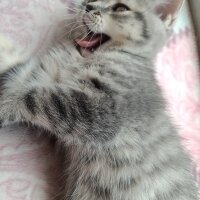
xmin=75 ymin=31 xmax=110 ymax=55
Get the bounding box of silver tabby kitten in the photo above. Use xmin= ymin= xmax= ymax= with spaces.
xmin=0 ymin=0 xmax=198 ymax=199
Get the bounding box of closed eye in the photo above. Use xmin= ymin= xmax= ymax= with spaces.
xmin=112 ymin=3 xmax=130 ymax=12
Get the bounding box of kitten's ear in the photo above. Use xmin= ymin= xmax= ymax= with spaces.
xmin=149 ymin=0 xmax=184 ymax=30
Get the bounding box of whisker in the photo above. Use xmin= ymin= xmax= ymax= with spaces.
xmin=79 ymin=23 xmax=97 ymax=41
xmin=59 ymin=21 xmax=95 ymax=40
xmin=72 ymin=24 xmax=96 ymax=48
xmin=82 ymin=25 xmax=98 ymax=53
xmin=67 ymin=24 xmax=87 ymax=38
xmin=64 ymin=5 xmax=82 ymax=13
xmin=68 ymin=1 xmax=83 ymax=6
xmin=100 ymin=26 xmax=103 ymax=49
xmin=65 ymin=19 xmax=95 ymax=26
xmin=64 ymin=21 xmax=89 ymax=28
xmin=67 ymin=22 xmax=95 ymax=35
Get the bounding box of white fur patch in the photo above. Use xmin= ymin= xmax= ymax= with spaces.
xmin=0 ymin=33 xmax=24 ymax=73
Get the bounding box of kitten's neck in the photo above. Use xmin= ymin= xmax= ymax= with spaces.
xmin=93 ymin=35 xmax=164 ymax=61
xmin=95 ymin=45 xmax=158 ymax=63
xmin=93 ymin=47 xmax=155 ymax=72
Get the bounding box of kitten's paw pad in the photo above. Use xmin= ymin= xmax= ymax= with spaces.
xmin=0 ymin=33 xmax=23 ymax=73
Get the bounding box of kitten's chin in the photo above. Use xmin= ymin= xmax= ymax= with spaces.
xmin=78 ymin=47 xmax=93 ymax=57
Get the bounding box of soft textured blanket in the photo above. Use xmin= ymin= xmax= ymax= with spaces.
xmin=0 ymin=0 xmax=199 ymax=199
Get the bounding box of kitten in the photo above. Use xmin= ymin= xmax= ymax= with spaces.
xmin=0 ymin=0 xmax=198 ymax=199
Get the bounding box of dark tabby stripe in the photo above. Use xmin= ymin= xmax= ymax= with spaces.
xmin=51 ymin=92 xmax=67 ymax=119
xmin=43 ymin=104 xmax=57 ymax=128
xmin=134 ymin=11 xmax=150 ymax=39
xmin=117 ymin=177 xmax=137 ymax=190
xmin=90 ymin=78 xmax=103 ymax=90
xmin=30 ymin=70 xmax=39 ymax=81
xmin=0 ymin=119 xmax=2 ymax=128
xmin=107 ymin=153 xmax=132 ymax=169
xmin=24 ymin=89 xmax=37 ymax=115
xmin=79 ymin=154 xmax=97 ymax=164
xmin=134 ymin=12 xmax=144 ymax=21
xmin=83 ymin=175 xmax=112 ymax=199
xmin=142 ymin=24 xmax=149 ymax=39
xmin=93 ymin=185 xmax=111 ymax=199
xmin=8 ymin=114 xmax=15 ymax=122
xmin=40 ymin=63 xmax=46 ymax=71
xmin=71 ymin=90 xmax=93 ymax=123
xmin=69 ymin=91 xmax=92 ymax=139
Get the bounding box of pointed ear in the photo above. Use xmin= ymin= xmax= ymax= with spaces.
xmin=152 ymin=0 xmax=184 ymax=29
xmin=154 ymin=0 xmax=184 ymax=21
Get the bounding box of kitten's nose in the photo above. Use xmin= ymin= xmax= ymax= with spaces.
xmin=86 ymin=5 xmax=94 ymax=12
xmin=93 ymin=11 xmax=101 ymax=16
xmin=86 ymin=5 xmax=101 ymax=16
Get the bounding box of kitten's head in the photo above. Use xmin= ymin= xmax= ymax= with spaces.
xmin=69 ymin=0 xmax=170 ymax=57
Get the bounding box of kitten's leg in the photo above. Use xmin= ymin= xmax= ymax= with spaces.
xmin=0 ymin=61 xmax=119 ymax=143
xmin=0 ymin=33 xmax=26 ymax=73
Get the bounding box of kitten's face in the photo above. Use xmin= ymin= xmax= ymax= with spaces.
xmin=70 ymin=0 xmax=167 ymax=56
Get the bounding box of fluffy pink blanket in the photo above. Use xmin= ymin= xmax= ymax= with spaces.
xmin=0 ymin=0 xmax=199 ymax=199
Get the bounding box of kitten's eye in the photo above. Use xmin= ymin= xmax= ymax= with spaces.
xmin=112 ymin=3 xmax=130 ymax=12
xmin=87 ymin=0 xmax=97 ymax=2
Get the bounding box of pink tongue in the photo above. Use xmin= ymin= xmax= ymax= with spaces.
xmin=75 ymin=36 xmax=100 ymax=48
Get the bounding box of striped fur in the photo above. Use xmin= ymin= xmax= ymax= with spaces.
xmin=0 ymin=0 xmax=198 ymax=199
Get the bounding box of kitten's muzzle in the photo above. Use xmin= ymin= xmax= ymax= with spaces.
xmin=75 ymin=27 xmax=110 ymax=57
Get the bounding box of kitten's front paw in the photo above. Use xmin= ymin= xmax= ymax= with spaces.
xmin=0 ymin=33 xmax=23 ymax=73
